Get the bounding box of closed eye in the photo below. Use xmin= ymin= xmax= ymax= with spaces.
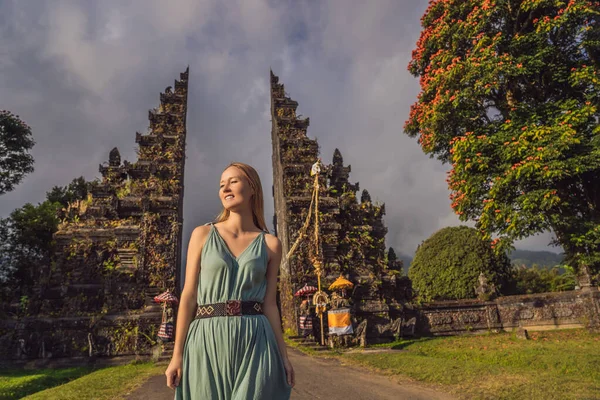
xmin=220 ymin=181 xmax=237 ymax=188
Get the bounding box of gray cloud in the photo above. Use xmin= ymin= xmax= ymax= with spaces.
xmin=0 ymin=0 xmax=560 ymax=262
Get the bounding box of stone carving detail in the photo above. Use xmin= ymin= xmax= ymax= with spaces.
xmin=354 ymin=319 xmax=368 ymax=347
xmin=519 ymin=309 xmax=535 ymax=319
xmin=375 ymin=318 xmax=402 ymax=338
xmin=459 ymin=312 xmax=481 ymax=324
xmin=402 ymin=317 xmax=417 ymax=336
xmin=429 ymin=313 xmax=453 ymax=325
xmin=416 ymin=289 xmax=600 ymax=335
xmin=486 ymin=306 xmax=500 ymax=324
xmin=553 ymin=307 xmax=574 ymax=318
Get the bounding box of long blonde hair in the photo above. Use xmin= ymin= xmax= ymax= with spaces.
xmin=214 ymin=162 xmax=269 ymax=232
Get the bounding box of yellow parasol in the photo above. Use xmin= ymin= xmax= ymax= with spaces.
xmin=328 ymin=275 xmax=354 ymax=291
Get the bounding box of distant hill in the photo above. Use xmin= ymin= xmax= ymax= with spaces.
xmin=398 ymin=253 xmax=413 ymax=274
xmin=508 ymin=249 xmax=564 ymax=268
xmin=398 ymin=249 xmax=564 ymax=273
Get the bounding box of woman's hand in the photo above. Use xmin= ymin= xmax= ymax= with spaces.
xmin=283 ymin=357 xmax=295 ymax=388
xmin=165 ymin=356 xmax=182 ymax=389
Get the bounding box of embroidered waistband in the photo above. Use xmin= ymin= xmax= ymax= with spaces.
xmin=195 ymin=300 xmax=263 ymax=319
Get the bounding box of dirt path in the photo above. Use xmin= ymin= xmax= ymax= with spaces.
xmin=124 ymin=347 xmax=454 ymax=400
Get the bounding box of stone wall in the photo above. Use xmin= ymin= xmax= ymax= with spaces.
xmin=0 ymin=304 xmax=162 ymax=362
xmin=417 ymin=288 xmax=600 ymax=335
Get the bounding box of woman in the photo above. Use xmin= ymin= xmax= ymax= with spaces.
xmin=166 ymin=162 xmax=294 ymax=399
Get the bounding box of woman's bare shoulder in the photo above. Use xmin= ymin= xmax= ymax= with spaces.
xmin=189 ymin=224 xmax=212 ymax=248
xmin=264 ymin=233 xmax=282 ymax=253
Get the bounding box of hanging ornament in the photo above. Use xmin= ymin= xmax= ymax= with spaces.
xmin=312 ymin=291 xmax=329 ymax=315
xmin=310 ymin=159 xmax=321 ymax=176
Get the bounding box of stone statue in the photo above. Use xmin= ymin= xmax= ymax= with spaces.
xmin=577 ymin=264 xmax=593 ymax=290
xmin=329 ymin=292 xmax=350 ymax=309
xmin=353 ymin=319 xmax=368 ymax=347
xmin=375 ymin=318 xmax=402 ymax=339
xmin=475 ymin=272 xmax=497 ymax=301
xmin=401 ymin=317 xmax=417 ymax=337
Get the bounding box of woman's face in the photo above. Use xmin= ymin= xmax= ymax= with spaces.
xmin=219 ymin=166 xmax=254 ymax=210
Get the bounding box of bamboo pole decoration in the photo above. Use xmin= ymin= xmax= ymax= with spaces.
xmin=313 ymin=165 xmax=327 ymax=346
xmin=285 ymin=159 xmax=329 ymax=345
xmin=285 ymin=179 xmax=317 ymax=260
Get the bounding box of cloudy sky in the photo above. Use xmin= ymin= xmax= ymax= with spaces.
xmin=0 ymin=0 xmax=560 ymax=259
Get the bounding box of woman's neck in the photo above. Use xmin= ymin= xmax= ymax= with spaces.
xmin=222 ymin=209 xmax=259 ymax=234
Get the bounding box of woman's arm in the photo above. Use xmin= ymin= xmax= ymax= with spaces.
xmin=263 ymin=234 xmax=295 ymax=387
xmin=165 ymin=225 xmax=208 ymax=389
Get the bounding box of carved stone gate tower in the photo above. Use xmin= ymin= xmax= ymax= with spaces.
xmin=1 ymin=68 xmax=189 ymax=361
xmin=270 ymin=71 xmax=406 ymax=338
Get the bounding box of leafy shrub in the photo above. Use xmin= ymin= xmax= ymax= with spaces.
xmin=408 ymin=226 xmax=512 ymax=302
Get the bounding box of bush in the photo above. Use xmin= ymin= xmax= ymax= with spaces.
xmin=408 ymin=226 xmax=511 ymax=302
xmin=506 ymin=264 xmax=576 ymax=295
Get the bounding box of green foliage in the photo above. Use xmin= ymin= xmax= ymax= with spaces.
xmin=507 ymin=264 xmax=576 ymax=294
xmin=115 ymin=179 xmax=132 ymax=199
xmin=386 ymin=247 xmax=404 ymax=273
xmin=0 ymin=201 xmax=61 ymax=303
xmin=408 ymin=226 xmax=512 ymax=301
xmin=405 ymin=0 xmax=600 ymax=273
xmin=0 ymin=177 xmax=92 ymax=310
xmin=393 ymin=249 xmax=567 ymax=273
xmin=46 ymin=176 xmax=91 ymax=207
xmin=0 ymin=110 xmax=35 ymax=195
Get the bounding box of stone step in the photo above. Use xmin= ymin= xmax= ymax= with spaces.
xmin=305 ymin=345 xmax=328 ymax=351
xmin=143 ymin=303 xmax=163 ymax=312
xmin=289 ymin=338 xmax=318 ymax=345
xmin=288 ymin=336 xmax=325 ymax=349
xmin=153 ymin=341 xmax=175 ymax=364
xmin=156 ymin=355 xmax=171 ymax=364
xmin=301 ymin=341 xmax=319 ymax=346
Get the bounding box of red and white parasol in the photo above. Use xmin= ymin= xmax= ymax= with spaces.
xmin=154 ymin=290 xmax=179 ymax=304
xmin=294 ymin=284 xmax=318 ymax=297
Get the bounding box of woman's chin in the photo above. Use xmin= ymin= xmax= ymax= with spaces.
xmin=223 ymin=202 xmax=241 ymax=211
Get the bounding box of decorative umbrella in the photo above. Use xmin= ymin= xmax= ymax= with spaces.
xmin=294 ymin=284 xmax=318 ymax=297
xmin=328 ymin=275 xmax=354 ymax=291
xmin=154 ymin=290 xmax=179 ymax=304
xmin=295 ymin=284 xmax=318 ymax=310
xmin=154 ymin=291 xmax=178 ymax=342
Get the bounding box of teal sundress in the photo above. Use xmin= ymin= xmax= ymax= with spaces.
xmin=175 ymin=223 xmax=292 ymax=399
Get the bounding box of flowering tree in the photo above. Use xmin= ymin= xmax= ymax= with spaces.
xmin=0 ymin=110 xmax=35 ymax=195
xmin=405 ymin=0 xmax=600 ymax=274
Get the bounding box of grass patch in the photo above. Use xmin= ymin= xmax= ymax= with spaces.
xmin=0 ymin=367 xmax=94 ymax=400
xmin=293 ymin=329 xmax=600 ymax=400
xmin=0 ymin=362 xmax=163 ymax=400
